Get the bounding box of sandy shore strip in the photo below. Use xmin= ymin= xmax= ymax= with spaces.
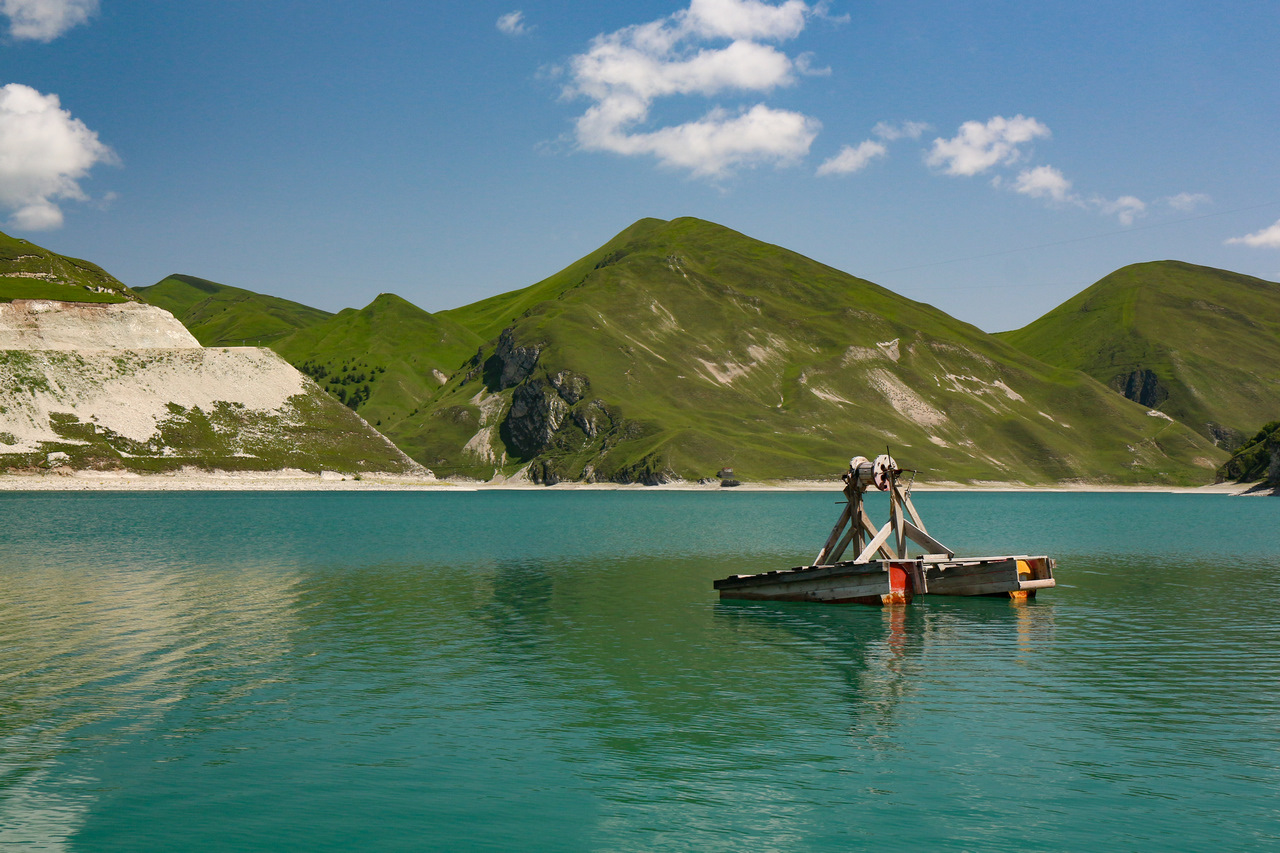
xmin=0 ymin=468 xmax=1262 ymax=494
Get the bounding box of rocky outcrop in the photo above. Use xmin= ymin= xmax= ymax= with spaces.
xmin=0 ymin=300 xmax=199 ymax=349
xmin=504 ymin=380 xmax=568 ymax=458
xmin=571 ymin=400 xmax=610 ymax=439
xmin=609 ymin=455 xmax=677 ymax=486
xmin=489 ymin=328 xmax=543 ymax=389
xmin=1109 ymin=368 xmax=1169 ymax=408
xmin=549 ymin=370 xmax=589 ymax=404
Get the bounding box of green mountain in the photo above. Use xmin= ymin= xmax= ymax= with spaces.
xmin=135 ymin=274 xmax=333 ymax=346
xmin=998 ymin=261 xmax=1280 ymax=447
xmin=0 ymin=230 xmax=135 ymax=303
xmin=395 ymin=217 xmax=1221 ymax=484
xmin=271 ymin=293 xmax=484 ymax=440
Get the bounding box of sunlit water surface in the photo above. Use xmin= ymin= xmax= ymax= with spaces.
xmin=1 ymin=490 xmax=1278 ymax=851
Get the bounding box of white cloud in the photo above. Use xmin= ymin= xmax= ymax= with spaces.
xmin=683 ymin=0 xmax=809 ymax=41
xmin=926 ymin=115 xmax=1050 ymax=176
xmin=565 ymin=0 xmax=821 ymax=177
xmin=497 ymin=11 xmax=529 ymax=36
xmin=1227 ymin=219 xmax=1280 ymax=249
xmin=816 ymin=139 xmax=885 ymax=176
xmin=587 ymin=104 xmax=818 ymax=178
xmin=927 ymin=115 xmax=1160 ymax=227
xmin=1013 ymin=165 xmax=1075 ymax=203
xmin=1 ymin=0 xmax=96 ymax=41
xmin=793 ymin=51 xmax=830 ymax=76
xmin=1164 ymin=192 xmax=1212 ymax=212
xmin=1092 ymin=195 xmax=1146 ymax=226
xmin=1008 ymin=163 xmax=1149 ymax=224
xmin=0 ymin=83 xmax=116 ymax=231
xmin=872 ymin=120 xmax=929 ymax=141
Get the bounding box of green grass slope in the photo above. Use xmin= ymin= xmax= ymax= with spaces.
xmin=998 ymin=262 xmax=1280 ymax=446
xmin=402 ymin=217 xmax=1222 ymax=484
xmin=1217 ymin=420 xmax=1280 ymax=486
xmin=0 ymin=230 xmax=135 ymax=303
xmin=272 ymin=293 xmax=484 ymax=440
xmin=136 ymin=274 xmax=333 ymax=346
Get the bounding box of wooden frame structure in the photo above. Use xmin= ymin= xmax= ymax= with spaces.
xmin=714 ymin=455 xmax=1056 ymax=606
xmin=812 ymin=455 xmax=953 ymax=566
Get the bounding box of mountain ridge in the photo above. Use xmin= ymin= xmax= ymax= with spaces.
xmin=135 ymin=273 xmax=334 ymax=346
xmin=404 ymin=218 xmax=1223 ymax=484
xmin=130 ymin=217 xmax=1263 ymax=485
xmin=998 ymin=260 xmax=1280 ymax=447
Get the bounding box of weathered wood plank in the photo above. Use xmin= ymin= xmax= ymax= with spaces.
xmin=714 ymin=560 xmax=891 ymax=589
xmin=859 ymin=513 xmax=892 ymax=559
xmin=902 ymin=519 xmax=954 ymax=558
xmin=1017 ymin=578 xmax=1056 ymax=591
xmin=828 ymin=523 xmax=858 ymax=564
xmin=902 ymin=491 xmax=928 ymax=535
xmin=891 ymin=484 xmax=907 ymax=559
xmin=854 ymin=522 xmax=894 ymax=563
xmin=814 ymin=503 xmax=852 ymax=566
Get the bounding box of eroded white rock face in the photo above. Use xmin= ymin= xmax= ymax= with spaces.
xmin=0 ymin=300 xmax=200 ymax=350
xmin=0 ymin=300 xmax=423 ymax=474
xmin=0 ymin=348 xmax=305 ymax=451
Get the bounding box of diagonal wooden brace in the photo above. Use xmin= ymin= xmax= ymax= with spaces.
xmin=854 ymin=521 xmax=895 ymax=563
xmin=814 ymin=503 xmax=852 ymax=566
xmin=902 ymin=519 xmax=953 ymax=558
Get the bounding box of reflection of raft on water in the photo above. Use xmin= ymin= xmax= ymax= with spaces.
xmin=714 ymin=455 xmax=1056 ymax=606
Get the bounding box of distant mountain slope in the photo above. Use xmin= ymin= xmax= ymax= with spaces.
xmin=998 ymin=261 xmax=1280 ymax=446
xmin=136 ymin=274 xmax=333 ymax=346
xmin=272 ymin=293 xmax=483 ymax=435
xmin=401 ymin=217 xmax=1221 ymax=484
xmin=0 ymin=230 xmax=135 ymax=303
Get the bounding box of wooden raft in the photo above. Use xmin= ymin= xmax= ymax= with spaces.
xmin=714 ymin=455 xmax=1056 ymax=606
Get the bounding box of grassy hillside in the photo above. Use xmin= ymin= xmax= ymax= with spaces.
xmin=399 ymin=217 xmax=1223 ymax=484
xmin=0 ymin=230 xmax=135 ymax=303
xmin=272 ymin=293 xmax=484 ymax=437
xmin=1217 ymin=420 xmax=1279 ymax=486
xmin=998 ymin=262 xmax=1280 ymax=446
xmin=136 ymin=274 xmax=333 ymax=346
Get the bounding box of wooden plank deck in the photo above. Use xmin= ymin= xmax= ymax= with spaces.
xmin=714 ymin=556 xmax=1055 ymax=605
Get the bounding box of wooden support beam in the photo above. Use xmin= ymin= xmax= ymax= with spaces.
xmin=854 ymin=522 xmax=894 ymax=563
xmin=828 ymin=523 xmax=858 ymax=563
xmin=859 ymin=513 xmax=891 ymax=559
xmin=814 ymin=503 xmax=852 ymax=566
xmin=902 ymin=491 xmax=928 ymax=535
xmin=852 ymin=489 xmax=866 ymax=555
xmin=891 ymin=482 xmax=907 ymax=559
xmin=902 ymin=519 xmax=953 ymax=558
xmin=829 ymin=489 xmax=867 ymax=563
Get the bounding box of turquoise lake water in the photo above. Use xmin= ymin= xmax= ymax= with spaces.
xmin=1 ymin=490 xmax=1278 ymax=851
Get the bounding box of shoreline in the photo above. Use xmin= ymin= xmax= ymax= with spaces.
xmin=0 ymin=469 xmax=1262 ymax=495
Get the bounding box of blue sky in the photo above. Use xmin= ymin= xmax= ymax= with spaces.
xmin=1 ymin=0 xmax=1277 ymax=331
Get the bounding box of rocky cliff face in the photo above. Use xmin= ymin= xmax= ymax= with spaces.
xmin=448 ymin=324 xmax=663 ymax=484
xmin=0 ymin=300 xmax=424 ymax=475
xmin=1109 ymin=368 xmax=1169 ymax=409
